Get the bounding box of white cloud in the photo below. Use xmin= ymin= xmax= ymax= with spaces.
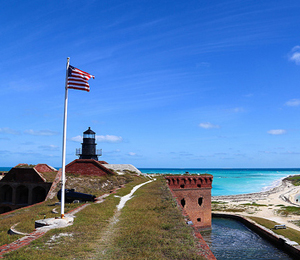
xmin=24 ymin=129 xmax=59 ymax=136
xmin=128 ymin=152 xmax=137 ymax=156
xmin=38 ymin=145 xmax=59 ymax=151
xmin=0 ymin=127 xmax=20 ymax=135
xmin=289 ymin=46 xmax=300 ymax=65
xmin=285 ymin=99 xmax=300 ymax=107
xmin=267 ymin=129 xmax=286 ymax=135
xmin=199 ymin=122 xmax=220 ymax=129
xmin=70 ymin=134 xmax=123 ymax=143
xmin=96 ymin=135 xmax=123 ymax=143
xmin=70 ymin=135 xmax=83 ymax=142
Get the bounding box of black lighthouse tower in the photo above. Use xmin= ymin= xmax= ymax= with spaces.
xmin=76 ymin=127 xmax=102 ymax=160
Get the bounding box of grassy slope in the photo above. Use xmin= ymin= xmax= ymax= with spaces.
xmin=249 ymin=216 xmax=300 ymax=244
xmin=3 ymin=176 xmax=204 ymax=260
xmin=92 ymin=177 xmax=204 ymax=260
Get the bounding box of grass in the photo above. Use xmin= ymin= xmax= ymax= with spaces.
xmin=0 ymin=199 xmax=82 ymax=245
xmin=2 ymin=174 xmax=147 ymax=259
xmin=63 ymin=172 xmax=135 ymax=197
xmin=285 ymin=175 xmax=300 ymax=186
xmin=248 ymin=216 xmax=300 ymax=244
xmin=276 ymin=206 xmax=300 ymax=217
xmin=41 ymin=171 xmax=58 ymax=182
xmin=2 ymin=174 xmax=204 ymax=259
xmin=93 ymin=177 xmax=205 ymax=260
xmin=4 ymin=195 xmax=120 ymax=259
xmin=240 ymin=202 xmax=267 ymax=207
xmin=211 ymin=201 xmax=227 ymax=204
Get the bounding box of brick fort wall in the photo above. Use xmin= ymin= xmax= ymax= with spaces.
xmin=165 ymin=175 xmax=213 ymax=229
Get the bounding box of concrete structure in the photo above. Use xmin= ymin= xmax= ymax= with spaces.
xmin=65 ymin=159 xmax=114 ymax=176
xmin=0 ymin=165 xmax=58 ymax=214
xmin=104 ymin=164 xmax=144 ymax=175
xmin=165 ymin=175 xmax=213 ymax=229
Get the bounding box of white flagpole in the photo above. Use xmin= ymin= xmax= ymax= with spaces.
xmin=61 ymin=57 xmax=70 ymax=219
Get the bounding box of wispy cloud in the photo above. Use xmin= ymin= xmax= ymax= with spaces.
xmin=199 ymin=122 xmax=220 ymax=129
xmin=285 ymin=99 xmax=300 ymax=107
xmin=70 ymin=135 xmax=82 ymax=143
xmin=24 ymin=129 xmax=59 ymax=136
xmin=288 ymin=46 xmax=300 ymax=65
xmin=38 ymin=145 xmax=59 ymax=151
xmin=231 ymin=107 xmax=244 ymax=113
xmin=267 ymin=129 xmax=286 ymax=135
xmin=70 ymin=135 xmax=123 ymax=143
xmin=0 ymin=127 xmax=20 ymax=135
xmin=97 ymin=135 xmax=123 ymax=143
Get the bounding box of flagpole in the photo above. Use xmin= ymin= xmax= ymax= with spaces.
xmin=61 ymin=57 xmax=70 ymax=219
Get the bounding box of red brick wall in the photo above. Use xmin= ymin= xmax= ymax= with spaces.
xmin=65 ymin=159 xmax=113 ymax=176
xmin=35 ymin=164 xmax=57 ymax=173
xmin=165 ymin=175 xmax=213 ymax=229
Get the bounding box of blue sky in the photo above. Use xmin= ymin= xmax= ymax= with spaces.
xmin=1 ymin=0 xmax=300 ymax=168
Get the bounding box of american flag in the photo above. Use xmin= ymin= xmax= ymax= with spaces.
xmin=67 ymin=65 xmax=94 ymax=92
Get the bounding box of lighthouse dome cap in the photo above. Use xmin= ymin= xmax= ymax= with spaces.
xmin=84 ymin=127 xmax=95 ymax=135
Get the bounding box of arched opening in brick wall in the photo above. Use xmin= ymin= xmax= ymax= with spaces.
xmin=0 ymin=185 xmax=13 ymax=203
xmin=32 ymin=186 xmax=46 ymax=204
xmin=181 ymin=198 xmax=186 ymax=207
xmin=198 ymin=197 xmax=203 ymax=206
xmin=16 ymin=185 xmax=29 ymax=204
xmin=197 ymin=217 xmax=201 ymax=222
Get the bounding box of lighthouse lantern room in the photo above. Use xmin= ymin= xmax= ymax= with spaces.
xmin=76 ymin=127 xmax=102 ymax=160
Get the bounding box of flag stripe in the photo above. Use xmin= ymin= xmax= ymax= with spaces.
xmin=67 ymin=65 xmax=94 ymax=92
xmin=68 ymin=86 xmax=90 ymax=91
xmin=68 ymin=78 xmax=88 ymax=83
xmin=68 ymin=82 xmax=90 ymax=87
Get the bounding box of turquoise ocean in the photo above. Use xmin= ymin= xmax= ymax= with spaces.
xmin=2 ymin=167 xmax=300 ymax=197
xmin=139 ymin=168 xmax=300 ymax=196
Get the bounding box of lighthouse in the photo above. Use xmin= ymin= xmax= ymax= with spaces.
xmin=76 ymin=127 xmax=102 ymax=160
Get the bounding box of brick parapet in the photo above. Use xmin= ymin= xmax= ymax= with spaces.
xmin=165 ymin=175 xmax=212 ymax=189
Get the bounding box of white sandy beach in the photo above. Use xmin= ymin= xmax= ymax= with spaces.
xmin=212 ymin=178 xmax=300 ymax=232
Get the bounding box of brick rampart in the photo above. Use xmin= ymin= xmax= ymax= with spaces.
xmin=65 ymin=159 xmax=114 ymax=176
xmin=34 ymin=164 xmax=57 ymax=173
xmin=165 ymin=175 xmax=213 ymax=229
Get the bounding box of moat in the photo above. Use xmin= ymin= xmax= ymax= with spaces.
xmin=201 ymin=217 xmax=294 ymax=260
